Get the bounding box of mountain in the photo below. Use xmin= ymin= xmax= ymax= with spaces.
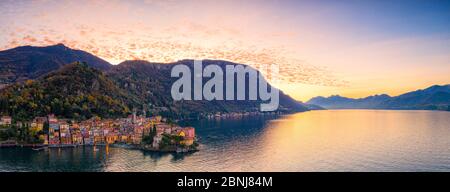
xmin=0 ymin=44 xmax=111 ymax=85
xmin=378 ymin=85 xmax=450 ymax=110
xmin=0 ymin=62 xmax=134 ymax=120
xmin=107 ymin=60 xmax=308 ymax=118
xmin=0 ymin=44 xmax=309 ymax=120
xmin=307 ymin=94 xmax=392 ymax=109
xmin=307 ymin=85 xmax=450 ymax=111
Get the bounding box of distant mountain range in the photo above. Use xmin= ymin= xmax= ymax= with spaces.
xmin=0 ymin=44 xmax=308 ymax=120
xmin=307 ymin=85 xmax=450 ymax=111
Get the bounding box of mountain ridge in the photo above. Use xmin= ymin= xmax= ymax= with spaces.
xmin=0 ymin=44 xmax=309 ymax=119
xmin=0 ymin=44 xmax=112 ymax=85
xmin=307 ymin=84 xmax=450 ymax=111
xmin=0 ymin=62 xmax=134 ymax=120
xmin=107 ymin=59 xmax=309 ymax=116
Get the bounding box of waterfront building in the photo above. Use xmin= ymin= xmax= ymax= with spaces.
xmin=31 ymin=117 xmax=46 ymax=132
xmin=152 ymin=135 xmax=162 ymax=149
xmin=105 ymin=133 xmax=119 ymax=144
xmin=120 ymin=135 xmax=131 ymax=143
xmin=132 ymin=126 xmax=143 ymax=144
xmin=3 ymin=113 xmax=196 ymax=148
xmin=49 ymin=134 xmax=60 ymax=145
xmin=60 ymin=122 xmax=70 ymax=133
xmin=177 ymin=127 xmax=195 ymax=146
xmin=83 ymin=133 xmax=94 ymax=145
xmin=71 ymin=132 xmax=83 ymax=145
xmin=48 ymin=114 xmax=59 ymax=133
xmin=0 ymin=116 xmax=12 ymax=125
xmin=59 ymin=121 xmax=71 ymax=144
xmin=156 ymin=124 xmax=171 ymax=136
xmin=94 ymin=135 xmax=105 ymax=144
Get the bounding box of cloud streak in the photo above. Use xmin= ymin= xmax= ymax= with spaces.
xmin=1 ymin=0 xmax=448 ymax=101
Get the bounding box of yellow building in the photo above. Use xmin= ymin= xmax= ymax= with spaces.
xmin=177 ymin=129 xmax=195 ymax=146
xmin=105 ymin=135 xmax=119 ymax=144
xmin=180 ymin=138 xmax=194 ymax=146
xmin=30 ymin=122 xmax=44 ymax=132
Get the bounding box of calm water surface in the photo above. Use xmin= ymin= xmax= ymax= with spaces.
xmin=1 ymin=110 xmax=449 ymax=172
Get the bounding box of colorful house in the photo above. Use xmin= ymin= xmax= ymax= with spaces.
xmin=48 ymin=114 xmax=59 ymax=133
xmin=152 ymin=135 xmax=162 ymax=149
xmin=32 ymin=117 xmax=46 ymax=131
xmin=177 ymin=127 xmax=195 ymax=146
xmin=0 ymin=116 xmax=12 ymax=125
xmin=59 ymin=122 xmax=71 ymax=144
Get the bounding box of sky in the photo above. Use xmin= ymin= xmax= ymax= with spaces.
xmin=0 ymin=0 xmax=449 ymax=101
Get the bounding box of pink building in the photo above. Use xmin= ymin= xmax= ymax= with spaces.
xmin=183 ymin=127 xmax=195 ymax=139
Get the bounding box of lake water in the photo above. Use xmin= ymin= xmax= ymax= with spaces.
xmin=1 ymin=110 xmax=449 ymax=172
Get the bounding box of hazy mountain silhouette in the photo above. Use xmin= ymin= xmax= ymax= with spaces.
xmin=307 ymin=85 xmax=450 ymax=111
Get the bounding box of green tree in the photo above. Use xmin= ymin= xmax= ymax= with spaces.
xmin=151 ymin=124 xmax=157 ymax=137
xmin=142 ymin=124 xmax=157 ymax=145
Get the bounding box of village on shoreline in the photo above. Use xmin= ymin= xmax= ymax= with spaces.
xmin=0 ymin=112 xmax=198 ymax=153
xmin=0 ymin=109 xmax=287 ymax=153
